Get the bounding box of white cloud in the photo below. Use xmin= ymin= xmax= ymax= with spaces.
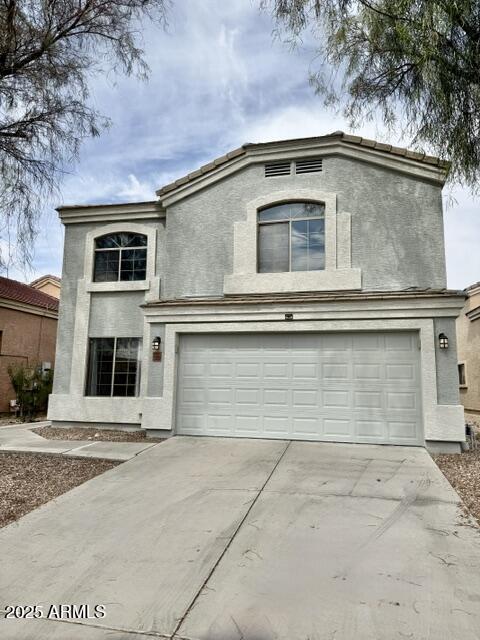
xmin=9 ymin=0 xmax=479 ymax=289
xmin=444 ymin=187 xmax=480 ymax=289
xmin=118 ymin=174 xmax=155 ymax=201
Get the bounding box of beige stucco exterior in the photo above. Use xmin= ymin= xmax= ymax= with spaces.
xmin=456 ymin=282 xmax=480 ymax=415
xmin=30 ymin=276 xmax=61 ymax=299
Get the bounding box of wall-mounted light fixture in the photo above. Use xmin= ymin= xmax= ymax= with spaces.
xmin=438 ymin=333 xmax=449 ymax=349
xmin=152 ymin=336 xmax=162 ymax=361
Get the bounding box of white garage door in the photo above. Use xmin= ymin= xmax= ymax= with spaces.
xmin=176 ymin=332 xmax=423 ymax=445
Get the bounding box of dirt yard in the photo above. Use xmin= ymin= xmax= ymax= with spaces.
xmin=434 ymin=448 xmax=480 ymax=525
xmin=0 ymin=453 xmax=118 ymax=529
xmin=32 ymin=426 xmax=164 ymax=443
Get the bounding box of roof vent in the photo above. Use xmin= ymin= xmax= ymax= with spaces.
xmin=265 ymin=161 xmax=291 ymax=177
xmin=295 ymin=157 xmax=323 ymax=174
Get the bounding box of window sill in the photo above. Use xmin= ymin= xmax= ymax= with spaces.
xmin=86 ymin=280 xmax=149 ymax=293
xmin=224 ymin=268 xmax=362 ymax=295
xmin=459 ymin=384 xmax=468 ymax=389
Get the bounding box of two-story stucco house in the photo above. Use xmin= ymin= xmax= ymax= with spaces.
xmin=48 ymin=132 xmax=466 ymax=452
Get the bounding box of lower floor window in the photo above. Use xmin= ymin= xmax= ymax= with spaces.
xmin=86 ymin=337 xmax=141 ymax=397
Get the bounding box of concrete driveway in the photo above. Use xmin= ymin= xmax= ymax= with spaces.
xmin=0 ymin=437 xmax=479 ymax=640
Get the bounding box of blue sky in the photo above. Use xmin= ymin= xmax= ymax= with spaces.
xmin=9 ymin=0 xmax=480 ymax=289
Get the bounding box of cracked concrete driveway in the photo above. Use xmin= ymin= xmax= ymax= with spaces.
xmin=0 ymin=437 xmax=479 ymax=640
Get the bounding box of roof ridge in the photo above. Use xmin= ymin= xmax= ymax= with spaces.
xmin=30 ymin=273 xmax=61 ymax=285
xmin=156 ymin=131 xmax=448 ymax=198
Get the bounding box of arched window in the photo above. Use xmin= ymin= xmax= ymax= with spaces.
xmin=257 ymin=202 xmax=325 ymax=273
xmin=93 ymin=232 xmax=147 ymax=282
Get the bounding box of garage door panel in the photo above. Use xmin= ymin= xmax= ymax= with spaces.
xmin=386 ymin=363 xmax=417 ymax=381
xmin=322 ymin=363 xmax=350 ymax=380
xmin=352 ymin=333 xmax=381 ymax=350
xmin=385 ymin=333 xmax=416 ymax=351
xmin=387 ymin=391 xmax=417 ymax=409
xmin=263 ymin=416 xmax=290 ymax=435
xmin=323 ymin=390 xmax=350 ymax=408
xmin=323 ymin=419 xmax=353 ymax=438
xmin=263 ymin=362 xmax=290 ymax=379
xmin=209 ymin=362 xmax=234 ymax=377
xmin=354 ymin=391 xmax=383 ymax=409
xmin=387 ymin=421 xmax=418 ymax=440
xmin=263 ymin=388 xmax=290 ymax=406
xmin=353 ymin=363 xmax=383 ymax=380
xmin=234 ymin=415 xmax=261 ymax=433
xmin=292 ymin=389 xmax=319 ymax=407
xmin=235 ymin=388 xmax=260 ymax=405
xmin=207 ymin=414 xmax=233 ymax=433
xmin=176 ymin=332 xmax=423 ymax=445
xmin=292 ymin=417 xmax=320 ymax=436
xmin=356 ymin=420 xmax=385 ymax=439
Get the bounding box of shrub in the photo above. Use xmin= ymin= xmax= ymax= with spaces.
xmin=7 ymin=364 xmax=53 ymax=422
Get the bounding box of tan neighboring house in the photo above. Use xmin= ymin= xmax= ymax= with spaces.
xmin=456 ymin=281 xmax=480 ymax=420
xmin=0 ymin=276 xmax=59 ymax=413
xmin=30 ymin=274 xmax=61 ymax=299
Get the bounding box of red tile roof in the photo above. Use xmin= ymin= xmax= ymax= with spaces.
xmin=0 ymin=276 xmax=59 ymax=312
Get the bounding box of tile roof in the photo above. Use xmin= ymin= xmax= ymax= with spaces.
xmin=465 ymin=281 xmax=480 ymax=293
xmin=0 ymin=276 xmax=59 ymax=312
xmin=30 ymin=274 xmax=61 ymax=286
xmin=157 ymin=131 xmax=449 ymax=197
xmin=145 ymin=288 xmax=464 ymax=307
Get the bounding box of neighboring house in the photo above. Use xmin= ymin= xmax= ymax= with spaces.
xmin=456 ymin=281 xmax=480 ymax=419
xmin=30 ymin=274 xmax=61 ymax=299
xmin=48 ymin=131 xmax=465 ymax=452
xmin=0 ymin=277 xmax=59 ymax=413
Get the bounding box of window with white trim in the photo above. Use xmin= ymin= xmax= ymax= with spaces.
xmin=86 ymin=337 xmax=142 ymax=397
xmin=257 ymin=201 xmax=325 ymax=273
xmin=93 ymin=233 xmax=147 ymax=282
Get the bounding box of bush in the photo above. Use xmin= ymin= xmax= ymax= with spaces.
xmin=7 ymin=364 xmax=53 ymax=422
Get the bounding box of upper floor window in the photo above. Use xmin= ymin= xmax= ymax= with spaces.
xmin=258 ymin=202 xmax=325 ymax=273
xmin=93 ymin=233 xmax=147 ymax=282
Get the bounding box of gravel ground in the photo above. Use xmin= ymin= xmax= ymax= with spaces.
xmin=0 ymin=415 xmax=47 ymax=427
xmin=32 ymin=426 xmax=165 ymax=443
xmin=433 ymin=448 xmax=480 ymax=525
xmin=0 ymin=453 xmax=118 ymax=529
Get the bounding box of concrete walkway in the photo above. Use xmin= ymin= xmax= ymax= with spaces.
xmin=0 ymin=422 xmax=156 ymax=460
xmin=0 ymin=437 xmax=479 ymax=639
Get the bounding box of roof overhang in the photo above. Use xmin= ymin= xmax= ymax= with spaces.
xmin=466 ymin=305 xmax=480 ymax=321
xmin=0 ymin=297 xmax=58 ymax=318
xmin=57 ymin=201 xmax=166 ymax=225
xmin=143 ymin=290 xmax=465 ymax=321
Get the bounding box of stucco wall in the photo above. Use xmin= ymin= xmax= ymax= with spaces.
xmin=34 ymin=282 xmax=60 ymax=298
xmin=0 ymin=306 xmax=57 ymax=412
xmin=52 ymin=220 xmax=165 ymax=395
xmin=163 ymin=156 xmax=446 ymax=299
xmin=146 ymin=323 xmax=165 ymax=397
xmin=89 ymin=292 xmax=144 ymax=337
xmin=434 ymin=317 xmax=460 ymax=405
xmin=52 ymin=224 xmax=85 ymax=394
xmin=457 ymin=289 xmax=480 ymax=413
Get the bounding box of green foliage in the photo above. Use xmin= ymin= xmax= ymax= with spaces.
xmin=7 ymin=364 xmax=54 ymax=422
xmin=0 ymin=0 xmax=169 ymax=270
xmin=264 ymin=0 xmax=480 ymax=189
